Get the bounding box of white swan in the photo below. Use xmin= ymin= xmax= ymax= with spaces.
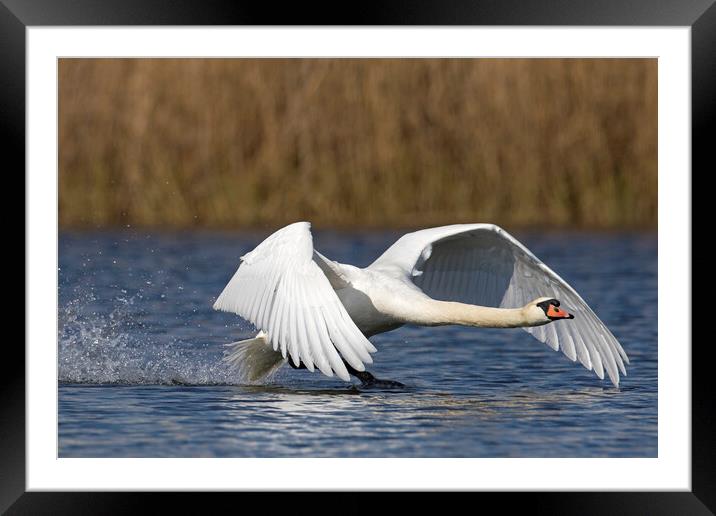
xmin=214 ymin=222 xmax=629 ymax=387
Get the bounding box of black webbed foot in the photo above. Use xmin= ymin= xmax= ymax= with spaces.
xmin=349 ymin=368 xmax=405 ymax=389
xmin=290 ymin=358 xmax=405 ymax=389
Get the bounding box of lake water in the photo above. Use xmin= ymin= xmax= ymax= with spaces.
xmin=58 ymin=229 xmax=657 ymax=457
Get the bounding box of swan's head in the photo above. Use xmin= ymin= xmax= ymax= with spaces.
xmin=524 ymin=297 xmax=574 ymax=324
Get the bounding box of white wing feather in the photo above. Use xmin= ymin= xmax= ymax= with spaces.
xmin=213 ymin=222 xmax=375 ymax=381
xmin=370 ymin=224 xmax=629 ymax=386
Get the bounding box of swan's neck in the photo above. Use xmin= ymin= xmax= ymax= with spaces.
xmin=424 ymin=300 xmax=537 ymax=329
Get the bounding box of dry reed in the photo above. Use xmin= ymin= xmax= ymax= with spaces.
xmin=59 ymin=58 xmax=657 ymax=230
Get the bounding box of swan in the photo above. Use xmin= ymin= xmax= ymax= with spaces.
xmin=213 ymin=222 xmax=629 ymax=387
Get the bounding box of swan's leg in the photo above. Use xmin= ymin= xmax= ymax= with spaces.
xmin=289 ymin=360 xmax=404 ymax=388
xmin=342 ymin=362 xmax=405 ymax=388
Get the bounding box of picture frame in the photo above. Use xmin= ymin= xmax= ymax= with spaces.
xmin=8 ymin=0 xmax=709 ymax=512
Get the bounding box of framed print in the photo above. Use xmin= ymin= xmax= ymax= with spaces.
xmin=8 ymin=0 xmax=711 ymax=513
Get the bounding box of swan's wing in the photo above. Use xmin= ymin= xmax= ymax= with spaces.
xmin=370 ymin=224 xmax=629 ymax=386
xmin=213 ymin=221 xmax=376 ymax=381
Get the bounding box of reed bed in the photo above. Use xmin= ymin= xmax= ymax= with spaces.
xmin=59 ymin=58 xmax=657 ymax=230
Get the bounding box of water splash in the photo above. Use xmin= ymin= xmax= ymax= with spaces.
xmin=58 ymin=292 xmax=257 ymax=386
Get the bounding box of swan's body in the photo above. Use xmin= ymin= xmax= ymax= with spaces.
xmin=214 ymin=222 xmax=629 ymax=386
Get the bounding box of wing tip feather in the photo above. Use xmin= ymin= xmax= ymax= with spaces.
xmin=335 ymin=365 xmax=351 ymax=382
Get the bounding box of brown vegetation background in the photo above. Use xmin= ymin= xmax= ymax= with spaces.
xmin=59 ymin=58 xmax=657 ymax=230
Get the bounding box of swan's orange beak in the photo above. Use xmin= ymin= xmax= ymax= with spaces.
xmin=547 ymin=305 xmax=574 ymax=319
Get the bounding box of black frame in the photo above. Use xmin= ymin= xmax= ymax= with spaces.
xmin=7 ymin=0 xmax=710 ymax=513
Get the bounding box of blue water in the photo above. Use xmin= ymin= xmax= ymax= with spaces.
xmin=58 ymin=229 xmax=657 ymax=457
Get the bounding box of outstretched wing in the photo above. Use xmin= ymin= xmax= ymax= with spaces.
xmin=369 ymin=224 xmax=629 ymax=386
xmin=213 ymin=221 xmax=376 ymax=381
